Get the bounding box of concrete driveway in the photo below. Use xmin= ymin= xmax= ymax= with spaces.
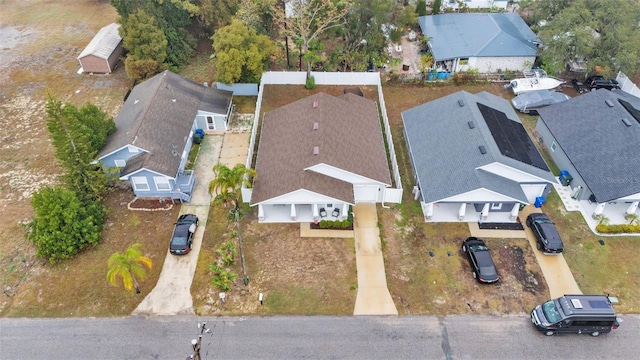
xmin=133 ymin=132 xmax=250 ymax=316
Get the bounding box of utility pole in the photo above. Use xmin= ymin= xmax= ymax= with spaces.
xmin=282 ymin=0 xmax=291 ymax=69
xmin=187 ymin=321 xmax=208 ymax=360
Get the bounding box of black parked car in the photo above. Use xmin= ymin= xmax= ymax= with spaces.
xmin=169 ymin=213 xmax=199 ymax=255
xmin=586 ymin=75 xmax=620 ymax=91
xmin=571 ymin=78 xmax=589 ymax=94
xmin=526 ymin=213 xmax=564 ymax=254
xmin=461 ymin=237 xmax=499 ymax=284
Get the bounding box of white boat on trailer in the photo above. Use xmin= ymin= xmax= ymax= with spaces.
xmin=504 ymin=69 xmax=564 ymax=95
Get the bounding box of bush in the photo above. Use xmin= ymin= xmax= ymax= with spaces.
xmin=305 ymin=75 xmax=316 ymax=89
xmin=451 ymin=70 xmax=478 ymax=85
xmin=596 ymin=224 xmax=640 ymax=234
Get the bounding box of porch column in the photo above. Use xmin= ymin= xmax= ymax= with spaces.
xmin=341 ymin=203 xmax=349 ymax=221
xmin=290 ymin=204 xmax=297 ymax=221
xmin=510 ymin=203 xmax=520 ymax=221
xmin=480 ymin=203 xmax=490 ymax=221
xmin=258 ymin=204 xmax=264 ymax=221
xmin=312 ymin=203 xmax=319 ymax=223
xmin=413 ymin=186 xmax=420 ymax=200
xmin=424 ymin=203 xmax=434 ymax=220
xmin=592 ymin=202 xmax=606 ymax=219
xmin=458 ymin=203 xmax=466 ymax=221
xmin=626 ymin=201 xmax=639 ymax=216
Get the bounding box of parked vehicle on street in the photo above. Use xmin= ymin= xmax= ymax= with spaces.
xmin=571 ymin=78 xmax=589 ymax=94
xmin=169 ymin=213 xmax=199 ymax=255
xmin=526 ymin=213 xmax=564 ymax=254
xmin=586 ymin=75 xmax=620 ymax=91
xmin=461 ymin=237 xmax=499 ymax=284
xmin=531 ymin=294 xmax=620 ymax=336
xmin=511 ymin=89 xmax=571 ymax=115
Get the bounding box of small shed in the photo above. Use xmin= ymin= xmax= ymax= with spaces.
xmin=77 ymin=23 xmax=124 ymax=74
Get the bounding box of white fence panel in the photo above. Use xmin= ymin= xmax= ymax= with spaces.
xmin=616 ymin=71 xmax=640 ymax=99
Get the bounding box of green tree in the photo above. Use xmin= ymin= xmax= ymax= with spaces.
xmin=212 ymin=19 xmax=277 ymax=84
xmin=274 ymin=0 xmax=350 ymax=77
xmin=208 ymin=163 xmax=256 ymax=210
xmin=107 ymin=243 xmax=153 ymax=294
xmin=209 ymin=264 xmax=237 ymax=292
xmin=45 ymin=95 xmax=113 ymax=199
xmin=432 ymin=0 xmax=442 ymax=15
xmin=27 ymin=187 xmax=106 ymax=263
xmin=120 ymin=9 xmax=168 ymax=82
xmin=236 ymin=0 xmax=276 ymax=34
xmin=416 ymin=1 xmax=427 ymax=17
xmin=535 ymin=0 xmax=640 ymax=76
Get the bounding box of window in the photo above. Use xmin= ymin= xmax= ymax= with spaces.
xmin=491 ymin=203 xmax=502 ymax=210
xmin=154 ymin=177 xmax=170 ymax=191
xmin=114 ymin=159 xmax=126 ymax=167
xmin=132 ymin=177 xmax=150 ymax=191
xmin=459 ymin=58 xmax=469 ymax=65
xmin=207 ymin=116 xmax=214 ymax=130
xmin=127 ymin=146 xmax=139 ymax=153
xmin=551 ymin=140 xmax=557 ymax=152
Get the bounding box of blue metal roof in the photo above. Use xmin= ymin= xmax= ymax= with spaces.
xmin=417 ymin=13 xmax=540 ymax=61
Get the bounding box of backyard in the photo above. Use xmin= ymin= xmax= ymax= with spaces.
xmin=1 ymin=0 xmax=639 ymax=318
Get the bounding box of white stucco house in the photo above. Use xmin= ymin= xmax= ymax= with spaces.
xmin=402 ymin=91 xmax=556 ymax=223
xmin=417 ymin=13 xmax=540 ymax=73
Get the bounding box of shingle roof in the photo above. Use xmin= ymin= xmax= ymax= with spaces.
xmin=98 ymin=71 xmax=232 ymax=177
xmin=417 ymin=13 xmax=539 ymax=61
xmin=77 ymin=23 xmax=122 ymax=60
xmin=402 ymin=91 xmax=555 ymax=204
xmin=537 ymin=89 xmax=640 ymax=202
xmin=250 ymin=92 xmax=392 ymax=204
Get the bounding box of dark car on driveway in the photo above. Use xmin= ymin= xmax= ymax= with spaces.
xmin=526 ymin=213 xmax=564 ymax=254
xmin=571 ymin=78 xmax=589 ymax=94
xmin=461 ymin=237 xmax=499 ymax=284
xmin=169 ymin=213 xmax=199 ymax=255
xmin=586 ymin=75 xmax=620 ymax=91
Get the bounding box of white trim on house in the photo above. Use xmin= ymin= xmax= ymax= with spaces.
xmin=153 ymin=176 xmax=171 ymax=191
xmin=92 ymin=145 xmax=147 ymax=164
xmin=132 ymin=177 xmax=150 ymax=191
xmin=478 ymin=162 xmax=553 ymax=183
xmin=251 ymin=188 xmax=351 ymax=206
xmin=114 ymin=159 xmax=126 ymax=167
xmin=119 ymin=168 xmax=174 ymax=181
xmin=436 ymin=188 xmax=526 ymax=204
xmin=304 ymin=163 xmax=390 ymax=187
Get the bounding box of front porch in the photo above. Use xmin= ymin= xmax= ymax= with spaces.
xmin=422 ymin=202 xmax=521 ymax=223
xmin=257 ymin=203 xmax=350 ymax=223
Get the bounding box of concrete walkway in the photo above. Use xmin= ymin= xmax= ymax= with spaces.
xmin=467 ymin=206 xmax=582 ymax=298
xmin=133 ymin=132 xmax=250 ymax=316
xmin=352 ymin=203 xmax=398 ymax=315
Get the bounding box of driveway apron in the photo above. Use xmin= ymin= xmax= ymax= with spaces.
xmin=133 ymin=133 xmax=249 ymax=316
xmin=353 ymin=203 xmax=398 ymax=315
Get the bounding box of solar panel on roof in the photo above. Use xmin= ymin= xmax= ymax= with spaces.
xmin=477 ymin=103 xmax=549 ymax=170
xmin=618 ymin=99 xmax=640 ymax=125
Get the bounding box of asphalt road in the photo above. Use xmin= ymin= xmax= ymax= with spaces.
xmin=1 ymin=315 xmax=639 ymax=359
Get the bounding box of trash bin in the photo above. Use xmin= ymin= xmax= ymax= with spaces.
xmin=195 ymin=129 xmax=205 ymax=138
xmin=192 ymin=133 xmax=202 ymax=144
xmin=534 ymin=196 xmax=546 ymax=208
xmin=559 ymin=170 xmax=573 ymax=186
xmin=402 ymin=64 xmax=410 ymax=71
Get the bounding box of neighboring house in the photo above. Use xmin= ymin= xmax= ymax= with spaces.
xmin=417 ymin=13 xmax=540 ymax=73
xmin=402 ymin=91 xmax=556 ymax=223
xmin=536 ymin=89 xmax=640 ymax=224
xmin=77 ymin=23 xmax=124 ymax=74
xmin=440 ymin=0 xmax=510 ymax=11
xmin=247 ymin=92 xmax=395 ymax=223
xmin=95 ymin=70 xmax=233 ymax=202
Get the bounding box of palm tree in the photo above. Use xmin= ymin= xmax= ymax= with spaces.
xmin=625 ymin=213 xmax=640 ymax=225
xmin=208 ymin=163 xmax=256 ymax=210
xmin=106 ymin=243 xmax=152 ymax=294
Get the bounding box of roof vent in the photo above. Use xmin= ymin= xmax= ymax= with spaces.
xmin=313 ymin=122 xmax=319 ymax=130
xmin=134 ymin=99 xmax=139 ymax=104
xmin=203 ymin=82 xmax=208 ymax=88
xmin=479 ymin=145 xmax=487 ymax=154
xmin=458 ymin=99 xmax=465 ymax=107
xmin=313 ymin=146 xmax=319 ymax=155
xmin=172 ymin=99 xmax=176 ymax=102
xmin=605 ymin=100 xmax=614 ymax=107
xmin=468 ymin=121 xmax=475 ymax=129
xmin=313 ymin=100 xmax=318 ymax=108
xmin=622 ymin=118 xmax=632 ymax=127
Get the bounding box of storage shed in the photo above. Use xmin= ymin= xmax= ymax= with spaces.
xmin=77 ymin=23 xmax=124 ymax=74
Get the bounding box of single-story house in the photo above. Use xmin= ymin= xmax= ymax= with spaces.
xmin=439 ymin=0 xmax=510 ymax=11
xmin=402 ymin=91 xmax=556 ymax=223
xmin=536 ymin=89 xmax=640 ymax=224
xmin=95 ymin=70 xmax=233 ymax=202
xmin=417 ymin=13 xmax=540 ymax=73
xmin=77 ymin=23 xmax=125 ymax=74
xmin=246 ymin=92 xmax=397 ymax=223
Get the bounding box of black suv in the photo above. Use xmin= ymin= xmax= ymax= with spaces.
xmin=586 ymin=75 xmax=620 ymax=91
xmin=526 ymin=213 xmax=564 ymax=254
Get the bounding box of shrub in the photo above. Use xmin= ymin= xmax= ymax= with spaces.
xmin=451 ymin=70 xmax=478 ymax=85
xmin=596 ymin=223 xmax=640 ymax=234
xmin=305 ymin=75 xmax=316 ymax=89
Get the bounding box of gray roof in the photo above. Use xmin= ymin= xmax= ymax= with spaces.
xmin=251 ymin=92 xmax=392 ymax=204
xmin=99 ymin=70 xmax=232 ymax=177
xmin=537 ymin=89 xmax=640 ymax=202
xmin=417 ymin=13 xmax=539 ymax=61
xmin=402 ymin=91 xmax=555 ymax=204
xmin=77 ymin=23 xmax=122 ymax=60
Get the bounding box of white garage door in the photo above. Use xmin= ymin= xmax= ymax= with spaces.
xmin=522 ymin=184 xmax=546 ymax=203
xmin=354 ymin=185 xmax=378 ymax=202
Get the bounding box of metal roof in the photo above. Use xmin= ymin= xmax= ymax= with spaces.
xmin=537 ymin=89 xmax=640 ymax=202
xmin=77 ymin=23 xmax=122 ymax=60
xmin=402 ymin=91 xmax=555 ymax=204
xmin=417 ymin=13 xmax=539 ymax=61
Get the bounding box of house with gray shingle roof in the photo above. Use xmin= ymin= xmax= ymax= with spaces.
xmin=77 ymin=23 xmax=124 ymax=74
xmin=418 ymin=13 xmax=540 ymax=73
xmin=536 ymin=89 xmax=640 ymax=224
xmin=96 ymin=70 xmax=233 ymax=202
xmin=248 ymin=92 xmax=395 ymax=223
xmin=402 ymin=91 xmax=555 ymax=223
